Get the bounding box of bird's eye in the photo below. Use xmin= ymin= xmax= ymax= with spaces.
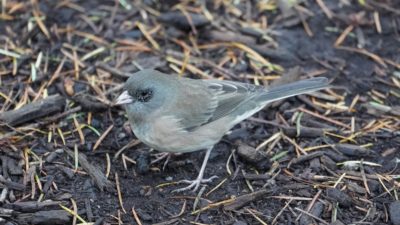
xmin=136 ymin=89 xmax=153 ymax=102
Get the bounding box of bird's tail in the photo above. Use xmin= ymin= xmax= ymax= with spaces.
xmin=258 ymin=77 xmax=331 ymax=103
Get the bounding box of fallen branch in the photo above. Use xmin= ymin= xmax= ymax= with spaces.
xmin=224 ymin=188 xmax=271 ymax=211
xmin=0 ymin=95 xmax=66 ymax=126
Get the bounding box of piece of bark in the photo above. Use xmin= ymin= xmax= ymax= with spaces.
xmin=204 ymin=30 xmax=298 ymax=62
xmin=158 ymin=11 xmax=210 ymax=30
xmin=0 ymin=207 xmax=14 ymax=216
xmin=299 ymin=202 xmax=325 ymax=225
xmin=224 ymin=188 xmax=270 ymax=210
xmin=239 ymin=27 xmax=265 ymax=39
xmin=206 ymin=30 xmax=256 ymax=47
xmin=241 ymin=173 xmax=271 ymax=180
xmin=72 ymin=93 xmax=109 ymax=112
xmin=289 ymin=151 xmax=324 ymax=165
xmin=334 ymin=144 xmax=374 ymax=157
xmin=0 ymin=106 xmax=81 ymax=141
xmin=320 ymin=155 xmax=337 ymax=171
xmin=282 ymin=126 xmax=332 ymax=138
xmin=326 ymin=188 xmax=352 ymax=208
xmin=64 ymin=148 xmax=114 ymax=192
xmin=16 ymin=210 xmax=70 ymax=225
xmin=303 ymin=118 xmax=338 ymax=130
xmin=5 ymin=156 xmax=23 ymax=175
xmin=346 ymin=181 xmax=367 ymax=194
xmin=0 ymin=175 xmax=25 ymax=191
xmin=84 ymin=198 xmax=94 ymax=222
xmin=323 ymin=150 xmax=348 ymax=162
xmin=5 ymin=201 xmax=62 ymax=213
xmin=0 ymin=95 xmax=66 ymax=126
xmin=389 ymin=201 xmax=400 ymax=225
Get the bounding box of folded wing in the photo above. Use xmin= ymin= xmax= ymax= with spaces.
xmin=167 ymin=77 xmax=330 ymax=131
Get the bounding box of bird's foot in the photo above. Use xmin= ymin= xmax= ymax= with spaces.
xmin=151 ymin=152 xmax=171 ymax=165
xmin=151 ymin=152 xmax=171 ymax=171
xmin=173 ymin=175 xmax=218 ymax=193
xmin=151 ymin=152 xmax=183 ymax=170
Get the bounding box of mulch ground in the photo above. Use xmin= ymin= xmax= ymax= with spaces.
xmin=0 ymin=0 xmax=400 ymax=225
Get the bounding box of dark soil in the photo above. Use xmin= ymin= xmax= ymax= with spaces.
xmin=0 ymin=1 xmax=399 ymax=225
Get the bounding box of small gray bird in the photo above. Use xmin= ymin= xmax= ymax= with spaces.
xmin=116 ymin=69 xmax=330 ymax=192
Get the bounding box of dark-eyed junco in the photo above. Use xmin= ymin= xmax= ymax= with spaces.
xmin=116 ymin=69 xmax=330 ymax=192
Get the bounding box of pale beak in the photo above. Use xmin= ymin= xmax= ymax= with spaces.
xmin=115 ymin=90 xmax=134 ymax=105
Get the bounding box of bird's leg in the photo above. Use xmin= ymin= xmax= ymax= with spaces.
xmin=151 ymin=152 xmax=171 ymax=165
xmin=173 ymin=147 xmax=218 ymax=193
xmin=152 ymin=152 xmax=184 ymax=170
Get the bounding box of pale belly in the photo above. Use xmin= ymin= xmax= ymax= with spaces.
xmin=130 ymin=122 xmax=221 ymax=153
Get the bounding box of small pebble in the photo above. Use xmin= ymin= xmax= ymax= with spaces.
xmin=367 ymin=180 xmax=380 ymax=193
xmin=117 ymin=132 xmax=126 ymax=139
xmin=237 ymin=144 xmax=266 ymax=163
xmin=45 ymin=152 xmax=59 ymax=163
xmin=136 ymin=152 xmax=150 ymax=174
xmin=55 ymin=149 xmax=64 ymax=154
xmin=309 ymin=157 xmax=321 ymax=172
xmin=389 ymin=201 xmax=400 ymax=225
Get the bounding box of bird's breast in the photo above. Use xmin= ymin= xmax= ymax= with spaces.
xmin=129 ymin=118 xmax=224 ymax=153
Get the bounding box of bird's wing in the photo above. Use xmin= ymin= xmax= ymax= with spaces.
xmin=167 ymin=78 xmax=263 ymax=131
xmin=166 ymin=77 xmax=330 ymax=132
xmin=203 ymin=79 xmax=264 ymax=122
xmin=168 ymin=77 xmax=330 ymax=131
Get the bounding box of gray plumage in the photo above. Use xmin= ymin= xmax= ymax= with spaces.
xmin=116 ymin=69 xmax=330 ymax=192
xmin=119 ymin=69 xmax=330 ymax=153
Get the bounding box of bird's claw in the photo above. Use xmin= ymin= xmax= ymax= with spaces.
xmin=151 ymin=152 xmax=179 ymax=170
xmin=173 ymin=175 xmax=218 ymax=193
xmin=151 ymin=152 xmax=170 ymax=164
